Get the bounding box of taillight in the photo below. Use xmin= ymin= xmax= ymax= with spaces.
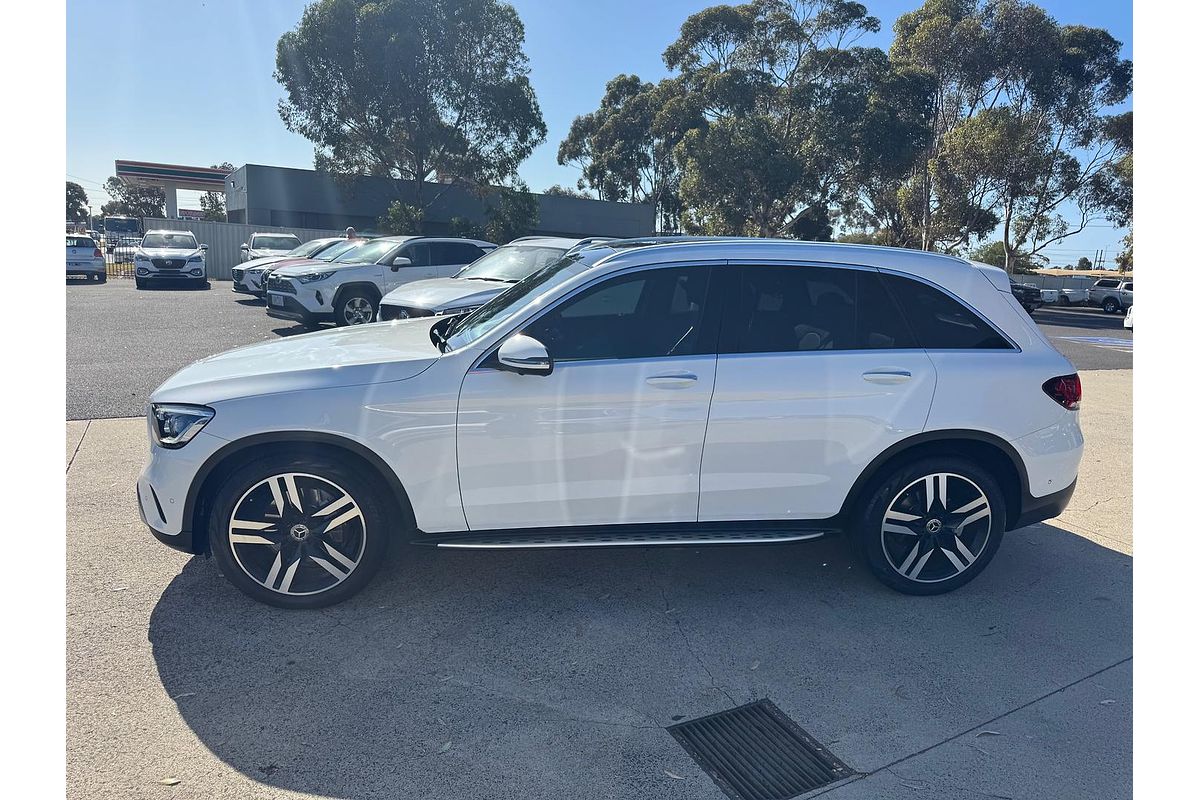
xmin=93 ymin=248 xmax=102 ymax=257
xmin=1042 ymin=374 xmax=1082 ymax=410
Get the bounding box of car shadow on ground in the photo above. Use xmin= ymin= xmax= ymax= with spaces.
xmin=148 ymin=523 xmax=1131 ymax=799
xmin=1031 ymin=307 xmax=1127 ymax=331
xmin=270 ymin=325 xmax=320 ymax=337
xmin=234 ymin=297 xmax=264 ymax=306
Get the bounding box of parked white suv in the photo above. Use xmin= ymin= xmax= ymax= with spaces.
xmin=378 ymin=236 xmax=595 ymax=321
xmin=240 ymin=232 xmax=302 ymax=263
xmin=133 ymin=230 xmax=208 ymax=289
xmin=140 ymin=239 xmax=1083 ymax=608
xmin=265 ymin=236 xmax=495 ymax=328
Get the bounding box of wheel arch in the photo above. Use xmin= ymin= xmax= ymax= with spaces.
xmin=185 ymin=431 xmax=416 ymax=555
xmin=839 ymin=430 xmax=1029 ymax=530
xmin=332 ymin=281 xmax=382 ymax=309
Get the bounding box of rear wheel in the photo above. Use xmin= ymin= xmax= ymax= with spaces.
xmin=208 ymin=453 xmax=394 ymax=609
xmin=335 ymin=291 xmax=377 ymax=326
xmin=855 ymin=457 xmax=1007 ymax=595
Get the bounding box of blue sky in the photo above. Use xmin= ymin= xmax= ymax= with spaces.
xmin=66 ymin=0 xmax=1130 ymax=262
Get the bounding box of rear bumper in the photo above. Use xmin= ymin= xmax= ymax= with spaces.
xmin=1012 ymin=478 xmax=1076 ymax=529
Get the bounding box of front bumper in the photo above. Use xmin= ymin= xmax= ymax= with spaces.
xmin=138 ymin=269 xmax=207 ymax=283
xmin=266 ymin=293 xmax=332 ymax=325
xmin=138 ymin=428 xmax=227 ymax=554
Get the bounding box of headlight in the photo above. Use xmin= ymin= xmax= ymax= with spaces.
xmin=149 ymin=404 xmax=214 ymax=449
xmin=297 ymin=270 xmax=335 ymax=284
xmin=134 ymin=254 xmax=149 ymax=262
xmin=187 ymin=256 xmax=204 ymax=264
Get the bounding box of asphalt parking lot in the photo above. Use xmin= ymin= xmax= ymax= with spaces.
xmin=66 ymin=279 xmax=1131 ymax=420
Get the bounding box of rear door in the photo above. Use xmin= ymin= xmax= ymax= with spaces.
xmin=699 ymin=263 xmax=937 ymax=521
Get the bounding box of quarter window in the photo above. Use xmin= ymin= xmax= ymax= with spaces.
xmin=880 ymin=273 xmax=1012 ymax=350
xmin=522 ymin=267 xmax=713 ymax=361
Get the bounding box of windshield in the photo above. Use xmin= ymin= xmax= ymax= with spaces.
xmin=443 ymin=254 xmax=585 ymax=351
xmin=333 ymin=238 xmax=401 ymax=264
xmin=287 ymin=239 xmax=332 ymax=258
xmin=141 ymin=232 xmax=197 ymax=250
xmin=315 ymin=239 xmax=362 ymax=261
xmin=457 ymin=244 xmax=569 ymax=283
xmin=252 ymin=235 xmax=301 ymax=250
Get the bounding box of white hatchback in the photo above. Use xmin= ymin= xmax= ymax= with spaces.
xmin=140 ymin=239 xmax=1083 ymax=608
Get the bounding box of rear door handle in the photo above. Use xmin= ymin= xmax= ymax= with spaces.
xmin=862 ymin=369 xmax=913 ymax=384
xmin=646 ymin=372 xmax=698 ymax=388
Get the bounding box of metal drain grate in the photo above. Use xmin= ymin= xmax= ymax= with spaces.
xmin=669 ymin=700 xmax=852 ymax=800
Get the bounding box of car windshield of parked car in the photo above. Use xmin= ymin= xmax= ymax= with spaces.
xmin=443 ymin=254 xmax=586 ymax=351
xmin=287 ymin=239 xmax=329 ymax=258
xmin=315 ymin=239 xmax=362 ymax=261
xmin=140 ymin=233 xmax=197 ymax=250
xmin=456 ymin=245 xmax=570 ymax=283
xmin=253 ymin=235 xmax=301 ymax=250
xmin=332 ymin=239 xmax=399 ymax=264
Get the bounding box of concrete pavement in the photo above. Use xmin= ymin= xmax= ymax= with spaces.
xmin=65 ymin=370 xmax=1132 ymax=800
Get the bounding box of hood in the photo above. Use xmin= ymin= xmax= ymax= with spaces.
xmin=246 ymin=256 xmax=322 ymax=274
xmin=139 ymin=247 xmax=203 ymax=260
xmin=151 ymin=319 xmax=442 ymax=406
xmin=380 ymin=277 xmax=510 ymax=311
xmin=272 ymin=260 xmax=370 ymax=278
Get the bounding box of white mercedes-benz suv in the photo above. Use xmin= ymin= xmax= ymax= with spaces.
xmin=139 ymin=239 xmax=1083 ymax=608
xmin=266 ymin=236 xmax=495 ymax=328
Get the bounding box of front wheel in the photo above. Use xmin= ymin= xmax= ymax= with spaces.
xmin=1102 ymin=297 xmax=1120 ymax=314
xmin=854 ymin=457 xmax=1007 ymax=595
xmin=208 ymin=453 xmax=394 ymax=608
xmin=335 ymin=291 xmax=377 ymax=326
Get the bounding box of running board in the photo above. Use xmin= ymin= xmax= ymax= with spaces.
xmin=416 ymin=527 xmax=832 ymax=550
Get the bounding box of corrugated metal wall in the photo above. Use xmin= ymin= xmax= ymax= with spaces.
xmin=142 ymin=218 xmax=345 ymax=280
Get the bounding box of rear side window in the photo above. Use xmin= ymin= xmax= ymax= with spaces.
xmin=726 ymin=265 xmax=916 ymax=353
xmin=1095 ymin=279 xmax=1119 ymax=288
xmin=880 ymin=274 xmax=1012 ymax=350
xmin=431 ymin=242 xmax=485 ymax=265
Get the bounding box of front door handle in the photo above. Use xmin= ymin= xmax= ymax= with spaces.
xmin=646 ymin=372 xmax=698 ymax=388
xmin=862 ymin=369 xmax=913 ymax=384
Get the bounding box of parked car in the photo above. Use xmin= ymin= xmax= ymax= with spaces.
xmin=233 ymin=237 xmax=358 ymax=297
xmin=240 ymin=232 xmax=303 ymax=263
xmin=1088 ymin=278 xmax=1133 ymax=313
xmin=132 ymin=230 xmax=208 ymax=289
xmin=1040 ymin=286 xmax=1087 ymax=306
xmin=265 ymin=236 xmax=496 ymax=328
xmin=66 ymin=234 xmax=106 ymax=283
xmin=1009 ymin=280 xmax=1043 ymax=313
xmin=1123 ymin=306 xmax=1133 ymax=330
xmin=377 ymin=236 xmax=602 ymax=321
xmin=139 ymin=239 xmax=1083 ymax=608
xmin=110 ymin=236 xmax=143 ymax=263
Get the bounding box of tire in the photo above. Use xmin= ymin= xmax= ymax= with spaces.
xmin=854 ymin=456 xmax=1007 ymax=596
xmin=135 ymin=278 xmax=146 ymax=290
xmin=1102 ymin=297 xmax=1120 ymax=314
xmin=97 ymin=273 xmax=107 ymax=284
xmin=334 ymin=290 xmax=377 ymax=326
xmin=207 ymin=453 xmax=395 ymax=609
xmin=1057 ymin=294 xmax=1070 ymax=306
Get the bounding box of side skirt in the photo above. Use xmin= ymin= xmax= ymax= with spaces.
xmin=410 ymin=521 xmax=840 ymax=550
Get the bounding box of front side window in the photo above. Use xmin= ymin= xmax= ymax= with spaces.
xmin=881 ymin=273 xmax=1011 ymax=350
xmin=522 ymin=266 xmax=713 ymax=362
xmin=727 ymin=265 xmax=915 ymax=353
xmin=140 ymin=232 xmax=197 ymax=250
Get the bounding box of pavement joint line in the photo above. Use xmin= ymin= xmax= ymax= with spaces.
xmin=805 ymin=656 xmax=1133 ymax=797
xmin=66 ymin=419 xmax=92 ymax=474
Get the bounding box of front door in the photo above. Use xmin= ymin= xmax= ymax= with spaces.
xmin=456 ymin=265 xmax=719 ymax=530
xmin=699 ymin=263 xmax=937 ymax=521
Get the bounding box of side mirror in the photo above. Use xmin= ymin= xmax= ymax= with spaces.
xmin=240 ymin=243 xmax=249 ymax=251
xmin=389 ymin=256 xmax=412 ymax=272
xmin=200 ymin=243 xmax=208 ymax=251
xmin=496 ymin=334 xmax=553 ymax=376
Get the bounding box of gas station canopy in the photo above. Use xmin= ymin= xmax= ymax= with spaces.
xmin=114 ymin=160 xmax=233 ymax=217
